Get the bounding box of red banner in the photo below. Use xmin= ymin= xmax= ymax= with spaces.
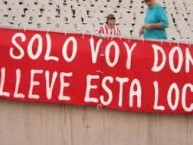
xmin=0 ymin=28 xmax=193 ymax=114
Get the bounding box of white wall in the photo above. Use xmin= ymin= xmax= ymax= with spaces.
xmin=0 ymin=100 xmax=193 ymax=145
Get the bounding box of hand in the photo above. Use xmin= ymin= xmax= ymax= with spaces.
xmin=139 ymin=26 xmax=144 ymax=36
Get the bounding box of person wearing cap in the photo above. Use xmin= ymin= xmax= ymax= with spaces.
xmin=139 ymin=0 xmax=169 ymax=39
xmin=98 ymin=14 xmax=121 ymax=36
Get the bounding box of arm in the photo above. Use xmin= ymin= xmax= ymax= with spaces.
xmin=142 ymin=23 xmax=165 ymax=30
xmin=139 ymin=23 xmax=165 ymax=36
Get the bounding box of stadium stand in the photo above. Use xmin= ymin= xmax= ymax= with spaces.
xmin=0 ymin=0 xmax=193 ymax=42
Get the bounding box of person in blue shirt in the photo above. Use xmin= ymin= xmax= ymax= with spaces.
xmin=139 ymin=0 xmax=169 ymax=39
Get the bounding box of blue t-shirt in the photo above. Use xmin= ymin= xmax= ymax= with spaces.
xmin=143 ymin=4 xmax=169 ymax=39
